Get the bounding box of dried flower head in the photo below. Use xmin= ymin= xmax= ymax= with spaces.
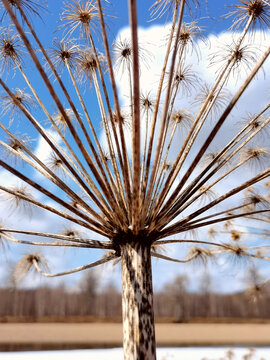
xmin=0 ymin=185 xmax=34 ymax=215
xmin=75 ymin=48 xmax=104 ymax=84
xmin=110 ymin=110 xmax=129 ymax=127
xmin=113 ymin=37 xmax=132 ymax=74
xmin=227 ymin=0 xmax=270 ymax=32
xmin=209 ymin=43 xmax=261 ymax=79
xmin=0 ymin=88 xmax=35 ymax=121
xmin=60 ymin=0 xmax=99 ymax=38
xmin=207 ymin=227 xmax=218 ymax=239
xmin=61 ymin=226 xmax=82 ymax=239
xmin=10 ymin=252 xmax=48 ymax=285
xmin=187 ymin=246 xmax=213 ymax=264
xmin=49 ymin=38 xmax=79 ymax=70
xmin=239 ymin=147 xmax=269 ymax=169
xmin=172 ymin=64 xmax=200 ymax=96
xmin=175 ymin=22 xmax=206 ymax=58
xmin=243 ymin=187 xmax=269 ymax=210
xmin=52 ymin=108 xmax=76 ymax=131
xmin=0 ymin=0 xmax=47 ymax=20
xmin=194 ymin=84 xmax=230 ymax=118
xmin=170 ymin=109 xmax=193 ymax=132
xmin=198 ymin=186 xmax=217 ymax=205
xmin=2 ymin=134 xmax=31 ymax=164
xmin=46 ymin=151 xmax=65 ymax=175
xmin=140 ymin=92 xmax=155 ymax=113
xmin=231 ymin=229 xmax=242 ymax=241
xmin=0 ymin=26 xmax=24 ymax=74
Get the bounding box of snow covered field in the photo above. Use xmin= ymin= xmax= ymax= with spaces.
xmin=0 ymin=347 xmax=270 ymax=360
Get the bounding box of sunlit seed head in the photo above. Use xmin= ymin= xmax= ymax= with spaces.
xmin=0 ymin=27 xmax=24 ymax=74
xmin=170 ymin=109 xmax=193 ymax=132
xmin=140 ymin=92 xmax=155 ymax=114
xmin=52 ymin=108 xmax=75 ymax=131
xmin=61 ymin=0 xmax=99 ymax=38
xmin=240 ymin=147 xmax=269 ymax=169
xmin=207 ymin=227 xmax=217 ymax=239
xmin=61 ymin=227 xmax=82 ymax=238
xmin=49 ymin=39 xmax=79 ymax=70
xmin=231 ymin=230 xmax=242 ymax=241
xmin=0 ymin=88 xmax=35 ymax=122
xmin=227 ymin=0 xmax=270 ymax=31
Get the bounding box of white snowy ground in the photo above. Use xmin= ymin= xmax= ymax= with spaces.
xmin=0 ymin=347 xmax=270 ymax=360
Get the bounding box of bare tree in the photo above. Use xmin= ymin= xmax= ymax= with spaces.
xmin=0 ymin=0 xmax=269 ymax=358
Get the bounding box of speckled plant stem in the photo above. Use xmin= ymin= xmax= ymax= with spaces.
xmin=121 ymin=242 xmax=156 ymax=360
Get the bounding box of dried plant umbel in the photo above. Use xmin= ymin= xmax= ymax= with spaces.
xmin=60 ymin=0 xmax=99 ymax=38
xmin=0 ymin=26 xmax=24 ymax=74
xmin=227 ymin=0 xmax=270 ymax=32
xmin=0 ymin=0 xmax=270 ymax=359
xmin=49 ymin=38 xmax=79 ymax=70
xmin=0 ymin=88 xmax=35 ymax=119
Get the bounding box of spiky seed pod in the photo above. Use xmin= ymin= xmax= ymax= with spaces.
xmin=0 ymin=0 xmax=47 ymax=18
xmin=209 ymin=43 xmax=261 ymax=78
xmin=140 ymin=92 xmax=155 ymax=113
xmin=239 ymin=112 xmax=270 ymax=138
xmin=75 ymin=48 xmax=105 ymax=85
xmin=0 ymin=88 xmax=35 ymax=120
xmin=60 ymin=0 xmax=99 ymax=38
xmin=231 ymin=229 xmax=242 ymax=241
xmin=0 ymin=26 xmax=24 ymax=74
xmin=10 ymin=253 xmax=48 ymax=285
xmin=207 ymin=227 xmax=218 ymax=239
xmin=224 ymin=220 xmax=234 ymax=229
xmin=52 ymin=108 xmax=76 ymax=131
xmin=60 ymin=227 xmax=82 ymax=239
xmin=172 ymin=64 xmax=199 ymax=96
xmin=175 ymin=22 xmax=206 ymax=58
xmin=202 ymin=151 xmax=226 ymax=168
xmin=227 ymin=0 xmax=270 ymax=32
xmin=110 ymin=111 xmax=129 ymax=128
xmin=46 ymin=151 xmax=65 ymax=175
xmin=0 ymin=185 xmax=34 ymax=215
xmin=162 ymin=161 xmax=172 ymax=172
xmin=198 ymin=186 xmax=217 ymax=205
xmin=49 ymin=39 xmax=79 ymax=70
xmin=170 ymin=109 xmax=193 ymax=132
xmin=243 ymin=187 xmax=269 ymax=210
xmin=186 ymin=247 xmax=213 ymax=264
xmin=100 ymin=149 xmax=111 ymax=164
xmin=225 ymin=243 xmax=247 ymax=257
xmin=2 ymin=135 xmax=31 ymax=164
xmin=113 ymin=38 xmax=132 ymax=75
xmin=239 ymin=147 xmax=269 ymax=169
xmin=193 ymin=84 xmax=230 ymax=117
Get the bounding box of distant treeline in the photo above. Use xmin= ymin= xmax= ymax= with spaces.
xmin=1 ymin=271 xmax=270 ymax=321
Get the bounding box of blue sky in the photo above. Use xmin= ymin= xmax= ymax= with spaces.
xmin=0 ymin=0 xmax=269 ymax=294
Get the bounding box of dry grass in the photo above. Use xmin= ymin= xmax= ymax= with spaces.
xmin=0 ymin=322 xmax=270 ymax=351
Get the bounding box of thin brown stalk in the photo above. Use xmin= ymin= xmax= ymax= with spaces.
xmin=142 ymin=0 xmax=186 ymax=225
xmin=128 ymin=0 xmax=141 ymax=233
xmin=96 ymin=0 xmax=132 ymax=222
xmin=0 ymin=162 xmax=112 ymax=235
xmin=0 ymin=228 xmax=112 ymax=248
xmin=33 ymin=253 xmax=118 ymax=277
xmin=141 ymin=1 xmax=179 ymax=207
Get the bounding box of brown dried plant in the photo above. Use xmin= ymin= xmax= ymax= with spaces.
xmin=0 ymin=0 xmax=269 ymax=359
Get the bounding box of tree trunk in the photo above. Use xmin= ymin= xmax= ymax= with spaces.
xmin=121 ymin=241 xmax=156 ymax=359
